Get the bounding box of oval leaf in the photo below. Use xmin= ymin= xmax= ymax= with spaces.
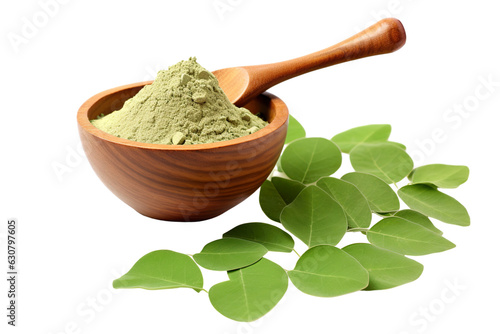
xmin=367 ymin=217 xmax=456 ymax=255
xmin=281 ymin=137 xmax=342 ymax=183
xmin=393 ymin=209 xmax=443 ymax=235
xmin=398 ymin=184 xmax=470 ymax=226
xmin=350 ymin=143 xmax=414 ymax=184
xmin=343 ymin=243 xmax=424 ymax=290
xmin=288 ymin=245 xmax=369 ymax=297
xmin=316 ymin=177 xmax=372 ymax=229
xmin=271 ymin=177 xmax=306 ymax=204
xmin=259 ymin=180 xmax=286 ymax=222
xmin=331 ymin=124 xmax=391 ymax=153
xmin=259 ymin=178 xmax=306 ymax=222
xmin=341 ymin=172 xmax=400 ymax=212
xmin=281 ymin=186 xmax=347 ymax=247
xmin=113 ymin=250 xmax=203 ymax=292
xmin=209 ymin=258 xmax=288 ymax=322
xmin=285 ymin=115 xmax=306 ymax=144
xmin=193 ymin=238 xmax=267 ymax=271
xmin=223 ymin=222 xmax=295 ymax=253
xmin=409 ymin=164 xmax=469 ymax=188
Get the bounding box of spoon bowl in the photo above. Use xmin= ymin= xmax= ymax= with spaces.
xmin=77 ymin=81 xmax=288 ymax=222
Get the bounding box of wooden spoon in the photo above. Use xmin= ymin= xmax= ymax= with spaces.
xmin=213 ymin=18 xmax=406 ymax=107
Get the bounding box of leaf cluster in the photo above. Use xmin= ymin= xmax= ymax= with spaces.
xmin=113 ymin=118 xmax=470 ymax=322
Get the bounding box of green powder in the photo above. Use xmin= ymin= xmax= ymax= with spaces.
xmin=91 ymin=58 xmax=268 ymax=145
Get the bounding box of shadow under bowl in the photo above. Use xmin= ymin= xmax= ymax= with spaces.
xmin=77 ymin=81 xmax=289 ymax=222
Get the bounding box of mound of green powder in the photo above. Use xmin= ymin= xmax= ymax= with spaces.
xmin=91 ymin=58 xmax=268 ymax=145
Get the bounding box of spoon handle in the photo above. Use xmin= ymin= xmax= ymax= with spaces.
xmin=245 ymin=18 xmax=406 ymax=98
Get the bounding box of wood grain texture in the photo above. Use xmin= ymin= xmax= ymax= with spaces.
xmin=213 ymin=18 xmax=406 ymax=106
xmin=77 ymin=81 xmax=288 ymax=222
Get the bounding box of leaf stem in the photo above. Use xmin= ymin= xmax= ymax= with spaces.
xmin=292 ymin=249 xmax=301 ymax=257
xmin=201 ymin=288 xmax=208 ymax=293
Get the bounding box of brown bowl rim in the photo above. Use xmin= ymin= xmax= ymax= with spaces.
xmin=77 ymin=80 xmax=289 ymax=151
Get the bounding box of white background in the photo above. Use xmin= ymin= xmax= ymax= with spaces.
xmin=1 ymin=0 xmax=499 ymax=333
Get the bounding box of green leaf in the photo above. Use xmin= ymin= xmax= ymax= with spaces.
xmin=331 ymin=124 xmax=391 ymax=153
xmin=341 ymin=172 xmax=400 ymax=212
xmin=342 ymin=243 xmax=424 ymax=290
xmin=209 ymin=258 xmax=288 ymax=322
xmin=280 ymin=137 xmax=342 ymax=183
xmin=316 ymin=177 xmax=372 ymax=229
xmin=223 ymin=222 xmax=295 ymax=253
xmin=398 ymin=184 xmax=470 ymax=226
xmin=350 ymin=143 xmax=414 ymax=184
xmin=259 ymin=178 xmax=306 ymax=222
xmin=285 ymin=115 xmax=306 ymax=144
xmin=393 ymin=209 xmax=443 ymax=235
xmin=113 ymin=250 xmax=203 ymax=292
xmin=271 ymin=177 xmax=306 ymax=204
xmin=367 ymin=217 xmax=456 ymax=255
xmin=259 ymin=180 xmax=286 ymax=222
xmin=408 ymin=164 xmax=469 ymax=188
xmin=288 ymin=245 xmax=368 ymax=297
xmin=280 ymin=186 xmax=347 ymax=247
xmin=193 ymin=239 xmax=267 ymax=271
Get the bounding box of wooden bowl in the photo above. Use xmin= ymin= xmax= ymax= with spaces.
xmin=77 ymin=81 xmax=288 ymax=222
